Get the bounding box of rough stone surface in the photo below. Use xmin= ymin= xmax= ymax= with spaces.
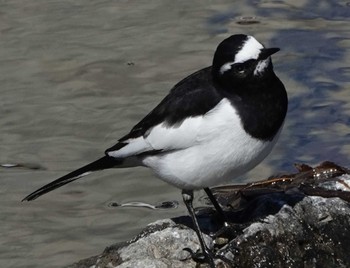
xmin=68 ymin=219 xmax=213 ymax=268
xmin=68 ymin=169 xmax=350 ymax=268
xmin=219 ymin=196 xmax=350 ymax=268
xmin=68 ymin=195 xmax=350 ymax=268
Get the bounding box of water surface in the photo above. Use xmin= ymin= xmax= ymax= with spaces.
xmin=1 ymin=1 xmax=350 ymax=267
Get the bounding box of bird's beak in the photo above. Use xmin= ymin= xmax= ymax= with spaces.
xmin=258 ymin=48 xmax=280 ymax=60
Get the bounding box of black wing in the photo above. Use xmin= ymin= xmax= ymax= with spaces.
xmin=107 ymin=67 xmax=222 ymax=153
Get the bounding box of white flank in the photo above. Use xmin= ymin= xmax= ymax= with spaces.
xmin=143 ymin=98 xmax=280 ymax=189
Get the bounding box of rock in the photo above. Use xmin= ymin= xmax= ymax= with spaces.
xmin=68 ymin=219 xmax=213 ymax=268
xmin=69 ymin=195 xmax=350 ymax=268
xmin=220 ymin=195 xmax=350 ymax=267
xmin=68 ymin=164 xmax=350 ymax=268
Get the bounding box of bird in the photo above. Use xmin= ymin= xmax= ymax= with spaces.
xmin=23 ymin=34 xmax=288 ymax=267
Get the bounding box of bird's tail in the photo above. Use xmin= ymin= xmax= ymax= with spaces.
xmin=22 ymin=156 xmax=121 ymax=201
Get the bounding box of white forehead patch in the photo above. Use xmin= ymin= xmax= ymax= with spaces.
xmin=234 ymin=36 xmax=264 ymax=63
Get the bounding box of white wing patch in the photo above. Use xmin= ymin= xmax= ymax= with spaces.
xmin=145 ymin=116 xmax=202 ymax=150
xmin=107 ymin=136 xmax=153 ymax=158
xmin=107 ymin=111 xmax=205 ymax=158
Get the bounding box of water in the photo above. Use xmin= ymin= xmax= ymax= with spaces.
xmin=1 ymin=1 xmax=349 ymax=267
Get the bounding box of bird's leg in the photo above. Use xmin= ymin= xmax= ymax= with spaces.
xmin=204 ymin=188 xmax=229 ymax=227
xmin=182 ymin=189 xmax=216 ymax=268
xmin=204 ymin=188 xmax=240 ymax=240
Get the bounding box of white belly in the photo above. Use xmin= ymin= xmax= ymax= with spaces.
xmin=142 ymin=99 xmax=282 ymax=189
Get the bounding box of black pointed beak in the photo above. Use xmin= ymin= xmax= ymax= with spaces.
xmin=259 ymin=47 xmax=280 ymax=60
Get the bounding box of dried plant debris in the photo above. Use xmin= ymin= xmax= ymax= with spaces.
xmin=212 ymin=161 xmax=350 ymax=210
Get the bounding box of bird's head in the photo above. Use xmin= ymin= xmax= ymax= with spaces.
xmin=212 ymin=34 xmax=279 ymax=84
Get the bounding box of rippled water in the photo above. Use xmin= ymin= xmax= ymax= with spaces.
xmin=1 ymin=1 xmax=349 ymax=267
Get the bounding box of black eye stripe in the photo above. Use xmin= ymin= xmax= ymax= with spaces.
xmin=231 ymin=59 xmax=256 ymax=72
xmin=234 ymin=63 xmax=244 ymax=71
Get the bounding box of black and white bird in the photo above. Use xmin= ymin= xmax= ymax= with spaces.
xmin=23 ymin=34 xmax=288 ymax=267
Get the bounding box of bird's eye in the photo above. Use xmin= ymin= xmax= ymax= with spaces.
xmin=233 ymin=64 xmax=245 ymax=73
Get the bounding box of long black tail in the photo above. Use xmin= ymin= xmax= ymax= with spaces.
xmin=22 ymin=156 xmax=120 ymax=201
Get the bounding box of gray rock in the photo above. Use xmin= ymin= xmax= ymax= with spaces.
xmin=69 ymin=195 xmax=350 ymax=268
xmin=68 ymin=219 xmax=213 ymax=268
xmin=69 ymin=168 xmax=350 ymax=268
xmin=219 ymin=196 xmax=350 ymax=268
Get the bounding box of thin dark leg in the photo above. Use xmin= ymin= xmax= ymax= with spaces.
xmin=204 ymin=188 xmax=241 ymax=245
xmin=182 ymin=189 xmax=215 ymax=268
xmin=204 ymin=187 xmax=229 ymax=226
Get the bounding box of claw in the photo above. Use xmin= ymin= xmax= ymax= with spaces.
xmin=183 ymin=247 xmax=208 ymax=263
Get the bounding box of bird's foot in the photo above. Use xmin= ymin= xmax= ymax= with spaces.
xmin=183 ymin=247 xmax=215 ymax=267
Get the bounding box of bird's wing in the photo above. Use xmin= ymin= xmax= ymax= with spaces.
xmin=106 ymin=67 xmax=222 ymax=158
xmin=22 ymin=67 xmax=221 ymax=202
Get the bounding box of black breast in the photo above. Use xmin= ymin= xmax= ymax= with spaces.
xmin=227 ymin=74 xmax=288 ymax=141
